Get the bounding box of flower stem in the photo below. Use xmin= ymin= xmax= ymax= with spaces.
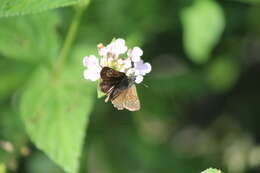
xmin=54 ymin=5 xmax=86 ymax=79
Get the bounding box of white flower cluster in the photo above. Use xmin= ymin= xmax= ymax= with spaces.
xmin=83 ymin=38 xmax=151 ymax=84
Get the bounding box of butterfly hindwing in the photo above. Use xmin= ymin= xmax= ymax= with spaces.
xmin=111 ymin=89 xmax=128 ymax=110
xmin=124 ymin=85 xmax=140 ymax=111
xmin=112 ymin=85 xmax=140 ymax=111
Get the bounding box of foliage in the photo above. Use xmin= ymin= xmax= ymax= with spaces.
xmin=0 ymin=13 xmax=59 ymax=62
xmin=20 ymin=66 xmax=94 ymax=173
xmin=0 ymin=0 xmax=260 ymax=173
xmin=202 ymin=168 xmax=222 ymax=173
xmin=0 ymin=0 xmax=89 ymax=17
xmin=181 ymin=0 xmax=225 ymax=64
xmin=0 ymin=163 xmax=5 ymax=173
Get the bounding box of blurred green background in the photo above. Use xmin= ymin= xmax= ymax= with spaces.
xmin=1 ymin=0 xmax=260 ymax=173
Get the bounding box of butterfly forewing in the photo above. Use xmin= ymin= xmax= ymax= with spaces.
xmin=100 ymin=67 xmax=126 ymax=93
xmin=100 ymin=67 xmax=126 ymax=79
xmin=100 ymin=80 xmax=114 ymax=93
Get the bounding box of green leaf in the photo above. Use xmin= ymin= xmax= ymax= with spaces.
xmin=0 ymin=12 xmax=59 ymax=62
xmin=0 ymin=58 xmax=34 ymax=99
xmin=0 ymin=105 xmax=28 ymax=166
xmin=96 ymin=80 xmax=106 ymax=98
xmin=206 ymin=57 xmax=240 ymax=92
xmin=0 ymin=164 xmax=6 ymax=173
xmin=0 ymin=105 xmax=27 ymax=146
xmin=0 ymin=0 xmax=88 ymax=17
xmin=20 ymin=63 xmax=95 ymax=173
xmin=27 ymin=152 xmax=64 ymax=173
xmin=232 ymin=0 xmax=260 ymax=3
xmin=97 ymin=87 xmax=106 ymax=98
xmin=201 ymin=168 xmax=222 ymax=173
xmin=181 ymin=0 xmax=225 ymax=64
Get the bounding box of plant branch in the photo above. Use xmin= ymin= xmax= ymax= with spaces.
xmin=53 ymin=5 xmax=85 ymax=79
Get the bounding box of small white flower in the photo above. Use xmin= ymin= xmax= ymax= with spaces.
xmin=84 ymin=69 xmax=101 ymax=81
xmin=135 ymin=75 xmax=144 ymax=84
xmin=126 ymin=68 xmax=136 ymax=76
xmin=98 ymin=47 xmax=108 ymax=57
xmin=83 ymin=38 xmax=152 ymax=84
xmin=128 ymin=47 xmax=143 ymax=62
xmin=83 ymin=55 xmax=102 ymax=81
xmin=100 ymin=57 xmax=113 ymax=67
xmin=123 ymin=58 xmax=132 ymax=69
xmin=117 ymin=59 xmax=125 ymax=72
xmin=107 ymin=38 xmax=127 ymax=57
xmin=133 ymin=60 xmax=152 ymax=76
xmin=83 ymin=55 xmax=99 ymax=68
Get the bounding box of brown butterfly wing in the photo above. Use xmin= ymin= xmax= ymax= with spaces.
xmin=100 ymin=80 xmax=114 ymax=93
xmin=100 ymin=67 xmax=126 ymax=93
xmin=112 ymin=85 xmax=140 ymax=111
xmin=111 ymin=89 xmax=128 ymax=110
xmin=100 ymin=67 xmax=126 ymax=79
xmin=124 ymin=85 xmax=140 ymax=111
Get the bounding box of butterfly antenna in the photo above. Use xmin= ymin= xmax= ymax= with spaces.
xmin=141 ymin=83 xmax=149 ymax=88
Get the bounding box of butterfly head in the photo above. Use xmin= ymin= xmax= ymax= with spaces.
xmin=127 ymin=74 xmax=136 ymax=86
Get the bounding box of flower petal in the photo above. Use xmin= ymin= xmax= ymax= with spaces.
xmin=132 ymin=47 xmax=143 ymax=56
xmin=123 ymin=58 xmax=132 ymax=69
xmin=143 ymin=62 xmax=152 ymax=73
xmin=135 ymin=75 xmax=143 ymax=84
xmin=115 ymin=38 xmax=125 ymax=46
xmin=83 ymin=69 xmax=101 ymax=81
xmin=127 ymin=47 xmax=143 ymax=62
xmin=83 ymin=55 xmax=99 ymax=69
xmin=100 ymin=57 xmax=113 ymax=67
xmin=99 ymin=47 xmax=108 ymax=57
xmin=132 ymin=47 xmax=143 ymax=62
xmin=134 ymin=60 xmax=152 ymax=75
xmin=126 ymin=68 xmax=135 ymax=76
xmin=131 ymin=55 xmax=141 ymax=62
xmin=107 ymin=38 xmax=127 ymax=57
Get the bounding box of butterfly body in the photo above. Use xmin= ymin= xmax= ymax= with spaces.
xmin=100 ymin=67 xmax=140 ymax=111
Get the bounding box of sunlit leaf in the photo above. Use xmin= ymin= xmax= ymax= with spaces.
xmin=0 ymin=105 xmax=27 ymax=146
xmin=20 ymin=62 xmax=95 ymax=173
xmin=232 ymin=0 xmax=260 ymax=3
xmin=201 ymin=168 xmax=222 ymax=173
xmin=0 ymin=0 xmax=89 ymax=17
xmin=0 ymin=58 xmax=34 ymax=99
xmin=97 ymin=86 xmax=106 ymax=98
xmin=181 ymin=0 xmax=225 ymax=64
xmin=206 ymin=57 xmax=240 ymax=92
xmin=27 ymin=152 xmax=64 ymax=173
xmin=0 ymin=164 xmax=6 ymax=173
xmin=0 ymin=12 xmax=59 ymax=62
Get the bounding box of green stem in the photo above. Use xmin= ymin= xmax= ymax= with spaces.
xmin=54 ymin=6 xmax=85 ymax=79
